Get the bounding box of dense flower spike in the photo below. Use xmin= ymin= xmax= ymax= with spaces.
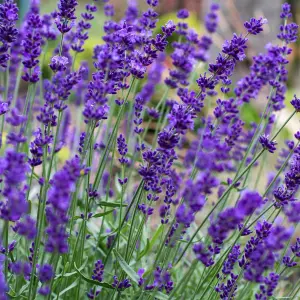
xmin=244 ymin=18 xmax=267 ymax=35
xmin=205 ymin=4 xmax=219 ymax=33
xmin=0 ymin=0 xmax=19 ymax=69
xmin=259 ymin=135 xmax=277 ymax=153
xmin=45 ymin=156 xmax=88 ymax=253
xmin=0 ymin=150 xmax=28 ymax=221
xmin=92 ymin=260 xmax=104 ymax=282
xmin=21 ymin=5 xmax=43 ymax=83
xmin=56 ymin=0 xmax=78 ymax=33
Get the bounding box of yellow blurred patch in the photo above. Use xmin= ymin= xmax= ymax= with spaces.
xmin=57 ymin=146 xmax=70 ymax=163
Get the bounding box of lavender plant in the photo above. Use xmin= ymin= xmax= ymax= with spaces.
xmin=0 ymin=0 xmax=299 ymax=299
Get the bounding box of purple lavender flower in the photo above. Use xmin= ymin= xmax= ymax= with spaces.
xmin=236 ymin=190 xmax=263 ymax=215
xmin=38 ymin=264 xmax=54 ymax=283
xmin=0 ymin=253 xmax=9 ymax=300
xmin=117 ymin=134 xmax=128 ymax=164
xmin=182 ymin=180 xmax=205 ymax=212
xmin=193 ymin=243 xmax=214 ymax=267
xmin=70 ymin=4 xmax=97 ymax=53
xmin=168 ymin=104 xmax=195 ymax=134
xmin=291 ymin=95 xmax=300 ymax=112
xmin=282 ymin=256 xmax=297 ymax=268
xmin=216 ymin=273 xmax=238 ymax=299
xmin=0 ymin=0 xmax=19 ymax=68
xmin=153 ymin=265 xmax=174 ymax=294
xmin=291 ymin=238 xmax=300 ymax=257
xmin=259 ymin=135 xmax=277 ymax=153
xmin=280 ymin=3 xmax=292 ymax=19
xmin=21 ymin=10 xmax=43 ymax=83
xmin=285 ymin=202 xmax=300 ymax=223
xmin=112 ymin=276 xmax=131 ymax=290
xmin=56 ymin=0 xmax=78 ymax=33
xmin=92 ymin=260 xmax=104 ymax=282
xmin=205 ymin=4 xmax=219 ymax=33
xmin=277 ymin=23 xmax=299 ymax=44
xmin=138 ymin=203 xmax=154 ymax=216
xmin=162 ymin=20 xmax=176 ymax=37
xmin=0 ymin=102 xmax=8 ymax=116
xmin=222 ymin=245 xmax=241 ymax=274
xmin=49 ymin=55 xmax=68 ymax=72
xmin=222 ymin=33 xmax=247 ymax=61
xmin=175 ymin=204 xmax=194 ymax=225
xmin=12 ymin=216 xmax=36 ymax=240
xmin=38 ymin=286 xmax=51 ymax=296
xmin=244 ymin=18 xmax=267 ymax=35
xmin=255 ymin=273 xmax=279 ymax=299
xmin=104 ymin=3 xmax=114 ymax=17
xmin=177 ymin=9 xmax=189 ymax=19
xmin=0 ymin=150 xmax=29 ymax=221
xmin=45 ymin=156 xmax=87 ymax=253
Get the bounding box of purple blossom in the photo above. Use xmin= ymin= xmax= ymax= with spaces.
xmin=0 ymin=102 xmax=8 ymax=116
xmin=104 ymin=4 xmax=114 ymax=17
xmin=112 ymin=275 xmax=131 ymax=290
xmin=12 ymin=216 xmax=36 ymax=240
xmin=193 ymin=243 xmax=214 ymax=267
xmin=38 ymin=286 xmax=51 ymax=296
xmin=277 ymin=23 xmax=299 ymax=44
xmin=222 ymin=34 xmax=247 ymax=61
xmin=49 ymin=55 xmax=69 ymax=72
xmin=162 ymin=20 xmax=176 ymax=37
xmin=205 ymin=4 xmax=219 ymax=33
xmin=291 ymin=95 xmax=300 ymax=112
xmin=177 ymin=9 xmax=189 ymax=19
xmin=21 ymin=10 xmax=43 ymax=83
xmin=282 ymin=256 xmax=296 ymax=268
xmin=38 ymin=264 xmax=54 ymax=283
xmin=255 ymin=273 xmax=279 ymax=299
xmin=280 ymin=3 xmax=292 ymax=19
xmin=0 ymin=150 xmax=29 ymax=221
xmin=92 ymin=260 xmax=104 ymax=282
xmin=0 ymin=0 xmax=19 ymax=68
xmin=259 ymin=135 xmax=277 ymax=153
xmin=291 ymin=238 xmax=300 ymax=257
xmin=56 ymin=0 xmax=78 ymax=33
xmin=168 ymin=104 xmax=195 ymax=134
xmin=222 ymin=245 xmax=240 ymax=274
xmin=45 ymin=156 xmax=87 ymax=253
xmin=244 ymin=18 xmax=267 ymax=35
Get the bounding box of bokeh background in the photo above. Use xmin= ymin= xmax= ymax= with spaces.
xmin=11 ymin=0 xmax=300 ymax=164
xmin=14 ymin=0 xmax=300 ymax=120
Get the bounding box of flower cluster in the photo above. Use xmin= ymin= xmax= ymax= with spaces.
xmin=0 ymin=1 xmax=299 ymax=299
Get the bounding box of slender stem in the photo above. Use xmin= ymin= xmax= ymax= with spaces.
xmin=46 ymin=110 xmax=63 ymax=181
xmin=3 ymin=221 xmax=9 ymax=279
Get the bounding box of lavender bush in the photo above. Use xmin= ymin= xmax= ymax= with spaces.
xmin=0 ymin=0 xmax=299 ymax=299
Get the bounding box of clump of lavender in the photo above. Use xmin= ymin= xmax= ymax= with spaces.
xmin=0 ymin=1 xmax=299 ymax=299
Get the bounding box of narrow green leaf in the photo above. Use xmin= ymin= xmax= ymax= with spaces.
xmin=149 ymin=225 xmax=163 ymax=250
xmin=98 ymin=201 xmax=127 ymax=208
xmin=113 ymin=249 xmax=139 ymax=283
xmin=74 ymin=263 xmax=114 ymax=289
xmin=92 ymin=209 xmax=115 ymax=218
xmin=153 ymin=291 xmax=170 ymax=300
xmin=138 ymin=225 xmax=163 ymax=261
xmin=137 ymin=239 xmax=150 ymax=260
xmin=8 ymin=282 xmax=29 ymax=298
xmin=59 ymin=278 xmax=79 ymax=296
xmin=55 ymin=258 xmax=87 ymax=279
xmin=73 ymin=209 xmax=115 ymax=220
xmin=98 ymin=227 xmax=119 ymax=243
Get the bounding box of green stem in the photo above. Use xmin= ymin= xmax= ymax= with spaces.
xmin=3 ymin=221 xmax=9 ymax=280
